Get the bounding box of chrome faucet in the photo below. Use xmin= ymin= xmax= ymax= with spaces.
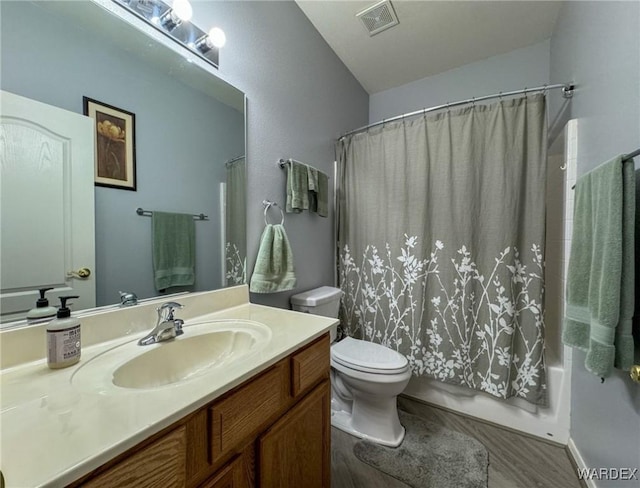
xmin=137 ymin=302 xmax=185 ymax=346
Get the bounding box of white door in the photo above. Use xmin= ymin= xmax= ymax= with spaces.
xmin=0 ymin=90 xmax=96 ymax=323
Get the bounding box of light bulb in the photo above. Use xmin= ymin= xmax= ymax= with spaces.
xmin=172 ymin=0 xmax=192 ymax=22
xmin=208 ymin=27 xmax=226 ymax=48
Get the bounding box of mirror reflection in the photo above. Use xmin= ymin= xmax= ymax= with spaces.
xmin=0 ymin=0 xmax=246 ymax=325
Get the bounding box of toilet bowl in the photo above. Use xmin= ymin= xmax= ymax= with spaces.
xmin=291 ymin=287 xmax=411 ymax=447
xmin=330 ymin=336 xmax=411 ymax=446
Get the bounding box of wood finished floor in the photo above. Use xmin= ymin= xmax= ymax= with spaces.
xmin=331 ymin=396 xmax=584 ymax=488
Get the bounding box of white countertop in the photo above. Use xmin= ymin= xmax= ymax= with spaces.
xmin=0 ymin=289 xmax=337 ymax=488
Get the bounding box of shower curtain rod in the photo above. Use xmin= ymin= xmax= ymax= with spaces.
xmin=338 ymin=83 xmax=575 ymax=141
xmin=225 ymin=155 xmax=245 ymax=167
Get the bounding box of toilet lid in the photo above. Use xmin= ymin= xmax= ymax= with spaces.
xmin=331 ymin=337 xmax=409 ymax=374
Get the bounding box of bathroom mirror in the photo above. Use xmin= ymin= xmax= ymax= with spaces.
xmin=0 ymin=0 xmax=246 ymax=325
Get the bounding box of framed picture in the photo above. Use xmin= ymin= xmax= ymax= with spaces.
xmin=83 ymin=97 xmax=136 ymax=191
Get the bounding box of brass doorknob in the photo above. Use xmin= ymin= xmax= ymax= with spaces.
xmin=630 ymin=365 xmax=640 ymax=383
xmin=67 ymin=267 xmax=91 ymax=279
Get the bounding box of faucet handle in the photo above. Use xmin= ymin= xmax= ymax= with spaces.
xmin=119 ymin=291 xmax=138 ymax=307
xmin=157 ymin=301 xmax=184 ymax=321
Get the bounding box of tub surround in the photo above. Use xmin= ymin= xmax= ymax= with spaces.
xmin=0 ymin=285 xmax=337 ymax=487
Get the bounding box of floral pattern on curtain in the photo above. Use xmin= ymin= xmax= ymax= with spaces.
xmin=337 ymin=95 xmax=548 ymax=405
xmin=225 ymin=157 xmax=247 ymax=286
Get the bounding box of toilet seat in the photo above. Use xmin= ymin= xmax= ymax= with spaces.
xmin=331 ymin=337 xmax=409 ymax=375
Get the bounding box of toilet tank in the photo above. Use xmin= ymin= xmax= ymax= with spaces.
xmin=291 ymin=286 xmax=342 ymax=317
xmin=291 ymin=286 xmax=342 ymax=342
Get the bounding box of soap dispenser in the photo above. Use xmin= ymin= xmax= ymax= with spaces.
xmin=26 ymin=287 xmax=58 ymax=322
xmin=47 ymin=295 xmax=81 ymax=370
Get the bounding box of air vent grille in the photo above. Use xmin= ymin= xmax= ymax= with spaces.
xmin=356 ymin=0 xmax=399 ymax=37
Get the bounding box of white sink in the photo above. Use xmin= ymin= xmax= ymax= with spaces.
xmin=71 ymin=319 xmax=271 ymax=391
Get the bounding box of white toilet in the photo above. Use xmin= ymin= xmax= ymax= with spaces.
xmin=291 ymin=286 xmax=411 ymax=447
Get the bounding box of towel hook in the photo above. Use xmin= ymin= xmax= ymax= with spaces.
xmin=263 ymin=200 xmax=284 ymax=226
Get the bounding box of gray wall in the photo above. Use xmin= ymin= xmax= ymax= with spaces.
xmin=370 ymin=40 xmax=550 ymax=122
xmin=193 ymin=2 xmax=369 ymax=308
xmin=1 ymin=1 xmax=244 ymax=306
xmin=550 ymin=2 xmax=640 ymax=485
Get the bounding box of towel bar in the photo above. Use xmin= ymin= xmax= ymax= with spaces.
xmin=277 ymin=158 xmax=330 ymax=178
xmin=136 ymin=207 xmax=209 ymax=221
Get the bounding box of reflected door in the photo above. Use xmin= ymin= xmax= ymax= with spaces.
xmin=0 ymin=90 xmax=96 ymax=322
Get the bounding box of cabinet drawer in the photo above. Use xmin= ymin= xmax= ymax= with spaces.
xmin=291 ymin=334 xmax=330 ymax=397
xmin=82 ymin=426 xmax=186 ymax=488
xmin=210 ymin=360 xmax=288 ymax=462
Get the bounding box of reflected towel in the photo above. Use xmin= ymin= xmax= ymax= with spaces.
xmin=563 ymin=156 xmax=636 ymax=376
xmin=152 ymin=211 xmax=196 ymax=291
xmin=249 ymin=224 xmax=296 ymax=293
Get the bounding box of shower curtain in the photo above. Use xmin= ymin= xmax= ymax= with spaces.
xmin=337 ymin=95 xmax=548 ymax=405
xmin=225 ymin=158 xmax=247 ymax=286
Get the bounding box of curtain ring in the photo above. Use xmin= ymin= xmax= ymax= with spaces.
xmin=446 ymin=101 xmax=450 ymax=112
xmin=498 ymin=91 xmax=503 ymax=101
xmin=263 ymin=201 xmax=285 ymax=226
xmin=542 ymin=83 xmax=548 ymax=96
xmin=471 ymin=96 xmax=476 ymax=107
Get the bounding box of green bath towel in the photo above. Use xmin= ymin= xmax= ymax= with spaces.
xmin=286 ymin=160 xmax=309 ymax=213
xmin=563 ymin=156 xmax=636 ymax=377
xmin=286 ymin=159 xmax=328 ymax=217
xmin=307 ymin=165 xmax=329 ymax=218
xmin=249 ymin=224 xmax=296 ymax=293
xmin=152 ymin=211 xmax=196 ymax=291
xmin=316 ymin=170 xmax=329 ymax=218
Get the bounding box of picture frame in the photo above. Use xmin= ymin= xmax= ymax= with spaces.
xmin=83 ymin=97 xmax=136 ymax=191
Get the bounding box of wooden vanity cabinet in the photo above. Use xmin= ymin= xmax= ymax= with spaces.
xmin=259 ymin=380 xmax=330 ymax=488
xmin=67 ymin=333 xmax=330 ymax=488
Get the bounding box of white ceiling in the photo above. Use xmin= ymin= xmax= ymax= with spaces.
xmin=295 ymin=1 xmax=563 ymax=94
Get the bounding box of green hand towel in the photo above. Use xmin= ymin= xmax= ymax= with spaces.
xmin=316 ymin=170 xmax=329 ymax=218
xmin=152 ymin=211 xmax=196 ymax=291
xmin=563 ymin=156 xmax=636 ymax=377
xmin=307 ymin=165 xmax=319 ymax=213
xmin=249 ymin=224 xmax=296 ymax=293
xmin=286 ymin=160 xmax=309 ymax=213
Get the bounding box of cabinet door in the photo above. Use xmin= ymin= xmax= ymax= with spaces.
xmin=258 ymin=380 xmax=330 ymax=488
xmin=199 ymin=455 xmax=247 ymax=488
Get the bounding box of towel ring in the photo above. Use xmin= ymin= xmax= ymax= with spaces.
xmin=263 ymin=200 xmax=285 ymax=225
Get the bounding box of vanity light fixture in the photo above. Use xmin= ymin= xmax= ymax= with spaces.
xmin=113 ymin=0 xmax=223 ymax=69
xmin=159 ymin=0 xmax=192 ymax=31
xmin=195 ymin=27 xmax=226 ymax=53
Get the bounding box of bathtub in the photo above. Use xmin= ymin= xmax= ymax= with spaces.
xmin=402 ymin=348 xmax=572 ymax=443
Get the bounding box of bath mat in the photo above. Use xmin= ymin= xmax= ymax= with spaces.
xmin=353 ymin=411 xmax=489 ymax=488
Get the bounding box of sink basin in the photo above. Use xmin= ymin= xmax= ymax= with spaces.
xmin=71 ymin=319 xmax=271 ymax=391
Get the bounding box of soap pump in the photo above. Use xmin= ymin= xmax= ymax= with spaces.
xmin=46 ymin=295 xmax=81 ymax=370
xmin=26 ymin=287 xmax=58 ymax=322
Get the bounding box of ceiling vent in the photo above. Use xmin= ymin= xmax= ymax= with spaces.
xmin=356 ymin=0 xmax=399 ymax=37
